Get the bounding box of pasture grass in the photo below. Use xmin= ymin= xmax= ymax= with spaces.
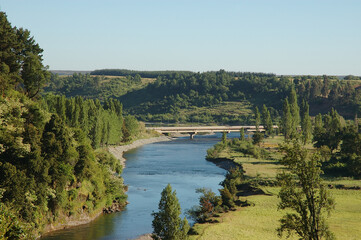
xmin=190 ymin=187 xmax=361 ymax=240
xmin=178 ymin=101 xmax=254 ymax=121
xmin=191 ymin=135 xmax=361 ymax=239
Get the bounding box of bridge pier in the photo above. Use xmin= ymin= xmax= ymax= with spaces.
xmin=189 ymin=132 xmax=197 ymax=139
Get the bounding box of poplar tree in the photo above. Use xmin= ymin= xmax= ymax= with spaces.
xmin=152 ymin=184 xmax=190 ymax=240
xmin=261 ymin=104 xmax=274 ymax=137
xmin=300 ymin=100 xmax=312 ymax=144
xmin=289 ymin=88 xmax=300 ymax=139
xmin=282 ymin=98 xmax=292 ymax=140
xmin=322 ymin=75 xmax=330 ymax=97
xmin=56 ymin=95 xmax=66 ymax=121
xmin=254 ymin=106 xmax=261 ymax=131
xmin=222 ymin=131 xmax=227 ymax=144
xmin=240 ymin=128 xmax=245 ymax=141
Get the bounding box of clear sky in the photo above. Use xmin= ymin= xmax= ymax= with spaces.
xmin=1 ymin=0 xmax=360 ymax=75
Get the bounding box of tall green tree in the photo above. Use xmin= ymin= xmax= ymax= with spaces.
xmin=282 ymin=98 xmax=292 ymax=140
xmin=321 ymin=75 xmax=329 ymax=97
xmin=152 ymin=184 xmax=190 ymax=240
xmin=277 ymin=142 xmax=335 ymax=240
xmin=240 ymin=128 xmax=245 ymax=141
xmin=221 ymin=131 xmax=227 ymax=144
xmin=261 ymin=104 xmax=273 ymax=137
xmin=21 ymin=52 xmax=49 ymax=98
xmin=254 ymin=106 xmax=260 ymax=131
xmin=289 ymin=88 xmax=300 ymax=139
xmin=0 ymin=12 xmax=49 ymax=97
xmin=300 ymin=100 xmax=312 ymax=144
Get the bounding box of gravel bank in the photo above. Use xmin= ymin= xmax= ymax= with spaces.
xmin=108 ymin=136 xmax=171 ymax=167
xmin=133 ymin=233 xmax=152 ymax=240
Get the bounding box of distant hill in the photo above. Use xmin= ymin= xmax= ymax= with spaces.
xmin=45 ymin=70 xmax=361 ymax=124
xmin=90 ymin=69 xmax=194 ymax=78
xmin=50 ymin=70 xmax=92 ymax=75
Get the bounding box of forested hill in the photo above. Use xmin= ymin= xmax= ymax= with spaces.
xmin=0 ymin=11 xmax=144 ymax=239
xmin=116 ymin=71 xmax=361 ymax=124
xmin=90 ymin=69 xmax=194 ymax=78
xmin=46 ymin=70 xmax=361 ymax=124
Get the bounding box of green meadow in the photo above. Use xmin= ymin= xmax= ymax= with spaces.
xmin=190 ymin=136 xmax=361 ymax=240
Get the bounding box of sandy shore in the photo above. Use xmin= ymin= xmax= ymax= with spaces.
xmin=108 ymin=136 xmax=172 ymax=167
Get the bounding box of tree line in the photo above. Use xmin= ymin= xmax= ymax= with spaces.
xmin=42 ymin=94 xmax=140 ymax=149
xmin=279 ymin=88 xmax=361 ymax=178
xmin=118 ymin=71 xmax=361 ymax=123
xmin=90 ymin=69 xmax=194 ymax=79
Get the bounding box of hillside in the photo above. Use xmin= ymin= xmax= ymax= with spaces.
xmin=46 ymin=70 xmax=361 ymax=124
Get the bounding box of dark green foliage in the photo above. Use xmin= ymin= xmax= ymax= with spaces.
xmin=221 ymin=167 xmax=244 ymax=188
xmin=123 ymin=115 xmax=140 ymax=142
xmin=219 ymin=167 xmax=244 ymax=209
xmin=43 ymin=94 xmax=138 ymax=147
xmin=152 ymin=184 xmax=190 ymax=240
xmin=45 ymin=73 xmax=148 ymax=101
xmin=289 ymin=88 xmax=300 ymax=139
xmin=313 ymin=111 xmax=361 ymax=178
xmin=0 ymin=11 xmax=131 ymax=238
xmin=281 ymin=98 xmax=292 ymax=140
xmin=252 ymin=131 xmax=264 ymax=146
xmin=117 ymin=71 xmax=289 ymax=124
xmin=321 ymin=75 xmax=330 ymax=97
xmin=313 ymin=109 xmax=342 ymax=152
xmin=237 ymin=140 xmax=261 ymax=159
xmin=187 ymin=188 xmax=222 ymax=223
xmin=0 ymin=189 xmax=33 ymax=240
xmin=219 ymin=186 xmax=235 ymax=209
xmin=1 ymin=97 xmax=127 ymax=237
xmin=300 ymin=100 xmax=312 ymax=144
xmin=254 ymin=106 xmax=260 ymax=131
xmin=221 ymin=132 xmax=227 ymax=144
xmin=91 ymin=69 xmax=194 ymax=79
xmin=48 ymin=69 xmax=361 ymax=124
xmin=0 ymin=12 xmax=49 ymax=98
xmin=325 ymin=125 xmax=361 ymax=178
xmin=277 ymin=142 xmax=335 ymax=240
xmin=261 ymin=104 xmax=274 ymax=137
xmin=95 ymin=149 xmax=123 ymax=174
xmin=239 ymin=128 xmax=245 ymax=141
xmin=206 ymin=142 xmax=227 ymax=160
xmin=344 ymin=75 xmax=361 ymax=80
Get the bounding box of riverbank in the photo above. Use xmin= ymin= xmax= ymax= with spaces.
xmin=41 ymin=136 xmax=171 ymax=239
xmin=41 ymin=208 xmax=104 ymax=237
xmin=108 ymin=136 xmax=172 ymax=167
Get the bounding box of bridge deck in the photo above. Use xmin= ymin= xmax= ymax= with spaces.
xmin=147 ymin=125 xmax=278 ymax=133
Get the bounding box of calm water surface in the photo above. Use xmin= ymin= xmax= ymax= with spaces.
xmin=42 ymin=133 xmax=236 ymax=240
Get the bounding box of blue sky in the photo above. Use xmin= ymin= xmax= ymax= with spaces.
xmin=1 ymin=0 xmax=360 ymax=75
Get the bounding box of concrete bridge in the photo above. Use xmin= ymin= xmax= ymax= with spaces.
xmin=147 ymin=125 xmax=278 ymax=139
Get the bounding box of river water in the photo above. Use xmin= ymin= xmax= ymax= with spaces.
xmin=42 ymin=133 xmax=233 ymax=240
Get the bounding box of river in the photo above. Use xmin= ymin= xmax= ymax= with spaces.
xmin=41 ymin=133 xmax=235 ymax=240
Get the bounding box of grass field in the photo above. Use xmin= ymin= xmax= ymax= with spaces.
xmin=190 ymin=187 xmax=361 ymax=240
xmin=190 ymin=136 xmax=361 ymax=240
